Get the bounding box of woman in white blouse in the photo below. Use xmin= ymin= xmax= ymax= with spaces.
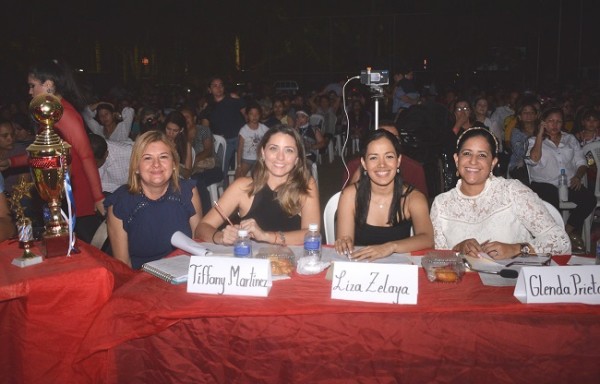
xmin=525 ymin=107 xmax=596 ymax=250
xmin=430 ymin=127 xmax=570 ymax=259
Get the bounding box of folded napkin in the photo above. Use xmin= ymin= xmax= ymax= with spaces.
xmin=296 ymin=256 xmax=330 ymax=275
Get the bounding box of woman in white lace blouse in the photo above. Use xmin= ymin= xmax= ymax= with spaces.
xmin=430 ymin=127 xmax=570 ymax=259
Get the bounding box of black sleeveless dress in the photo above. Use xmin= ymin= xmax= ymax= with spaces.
xmin=354 ymin=185 xmax=414 ymax=246
xmin=241 ymin=185 xmax=301 ymax=232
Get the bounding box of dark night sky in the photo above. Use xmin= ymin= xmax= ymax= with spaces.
xmin=1 ymin=0 xmax=599 ymax=100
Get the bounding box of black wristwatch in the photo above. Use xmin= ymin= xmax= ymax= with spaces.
xmin=519 ymin=243 xmax=531 ymax=255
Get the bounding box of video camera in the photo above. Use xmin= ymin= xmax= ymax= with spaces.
xmin=360 ymin=68 xmax=389 ymax=86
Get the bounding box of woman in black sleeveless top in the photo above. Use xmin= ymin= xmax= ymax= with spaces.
xmin=335 ymin=130 xmax=433 ymax=261
xmin=198 ymin=125 xmax=320 ymax=246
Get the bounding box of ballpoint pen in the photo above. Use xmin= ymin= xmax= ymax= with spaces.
xmin=212 ymin=201 xmax=234 ymax=227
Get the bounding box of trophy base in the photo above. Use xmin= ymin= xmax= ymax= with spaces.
xmin=42 ymin=233 xmax=71 ymax=258
xmin=12 ymin=255 xmax=44 ymax=268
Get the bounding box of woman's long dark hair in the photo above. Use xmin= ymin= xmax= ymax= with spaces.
xmin=28 ymin=59 xmax=87 ymax=111
xmin=356 ymin=129 xmax=405 ymax=227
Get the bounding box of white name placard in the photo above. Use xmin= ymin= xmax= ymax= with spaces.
xmin=330 ymin=261 xmax=418 ymax=305
xmin=187 ymin=256 xmax=272 ymax=297
xmin=514 ymin=265 xmax=600 ymax=304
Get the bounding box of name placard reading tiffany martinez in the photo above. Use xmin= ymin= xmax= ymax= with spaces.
xmin=187 ymin=256 xmax=272 ymax=297
xmin=514 ymin=266 xmax=600 ymax=304
xmin=330 ymin=261 xmax=418 ymax=305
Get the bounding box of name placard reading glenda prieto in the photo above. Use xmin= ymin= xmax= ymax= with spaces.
xmin=187 ymin=256 xmax=272 ymax=297
xmin=514 ymin=265 xmax=600 ymax=304
xmin=331 ymin=261 xmax=418 ymax=305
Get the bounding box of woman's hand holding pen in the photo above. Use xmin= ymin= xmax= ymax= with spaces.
xmin=220 ymin=224 xmax=240 ymax=245
xmin=212 ymin=200 xmax=238 ymax=245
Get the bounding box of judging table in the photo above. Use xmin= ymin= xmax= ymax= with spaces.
xmin=2 ymin=239 xmax=599 ymax=383
xmin=0 ymin=240 xmax=135 ymax=384
xmin=71 ymin=247 xmax=600 ymax=384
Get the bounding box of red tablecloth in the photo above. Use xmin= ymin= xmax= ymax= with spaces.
xmin=0 ymin=240 xmax=134 ymax=384
xmin=75 ymin=254 xmax=600 ymax=384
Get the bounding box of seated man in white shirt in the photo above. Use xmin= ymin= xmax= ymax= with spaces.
xmin=89 ymin=134 xmax=133 ymax=195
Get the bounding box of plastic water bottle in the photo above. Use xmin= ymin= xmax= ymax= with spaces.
xmin=558 ymin=169 xmax=569 ymax=202
xmin=596 ymin=239 xmax=600 ymax=265
xmin=233 ymin=230 xmax=252 ymax=258
xmin=303 ymin=224 xmax=322 ymax=265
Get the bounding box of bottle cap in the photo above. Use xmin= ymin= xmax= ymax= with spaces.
xmin=308 ymin=224 xmax=318 ymax=231
xmin=238 ymin=229 xmax=249 ymax=237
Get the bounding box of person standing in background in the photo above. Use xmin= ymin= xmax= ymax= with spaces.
xmin=236 ymin=104 xmax=269 ymax=179
xmin=200 ymin=77 xmax=246 ymax=187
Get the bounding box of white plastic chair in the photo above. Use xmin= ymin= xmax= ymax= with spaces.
xmin=208 ymin=135 xmax=226 ymax=202
xmin=227 ymin=156 xmax=238 ymax=186
xmin=323 ymin=191 xmax=341 ymax=245
xmin=542 ymin=201 xmax=564 ymax=226
xmin=310 ymin=114 xmax=325 ymax=164
xmin=310 ymin=161 xmax=318 ymax=189
xmin=351 ymin=137 xmax=360 ymax=154
xmin=327 ymin=138 xmax=335 ymax=163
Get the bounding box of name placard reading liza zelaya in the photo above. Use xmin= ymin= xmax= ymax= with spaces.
xmin=331 ymin=261 xmax=418 ymax=305
xmin=187 ymin=256 xmax=272 ymax=297
xmin=514 ymin=265 xmax=600 ymax=304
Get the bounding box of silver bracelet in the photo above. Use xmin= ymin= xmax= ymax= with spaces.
xmin=278 ymin=231 xmax=286 ymax=245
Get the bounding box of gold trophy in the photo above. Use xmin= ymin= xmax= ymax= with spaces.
xmin=27 ymin=94 xmax=72 ymax=257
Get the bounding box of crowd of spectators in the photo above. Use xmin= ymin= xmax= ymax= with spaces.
xmin=1 ymin=65 xmax=600 ymax=254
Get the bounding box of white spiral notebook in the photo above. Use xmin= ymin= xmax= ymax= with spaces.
xmin=141 ymin=255 xmax=191 ymax=285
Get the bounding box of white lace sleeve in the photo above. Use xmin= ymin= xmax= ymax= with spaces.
xmin=510 ymin=181 xmax=571 ymax=255
xmin=430 ymin=198 xmax=449 ymax=250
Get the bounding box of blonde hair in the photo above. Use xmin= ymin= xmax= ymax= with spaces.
xmin=249 ymin=125 xmax=311 ymax=216
xmin=127 ymin=130 xmax=180 ymax=194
